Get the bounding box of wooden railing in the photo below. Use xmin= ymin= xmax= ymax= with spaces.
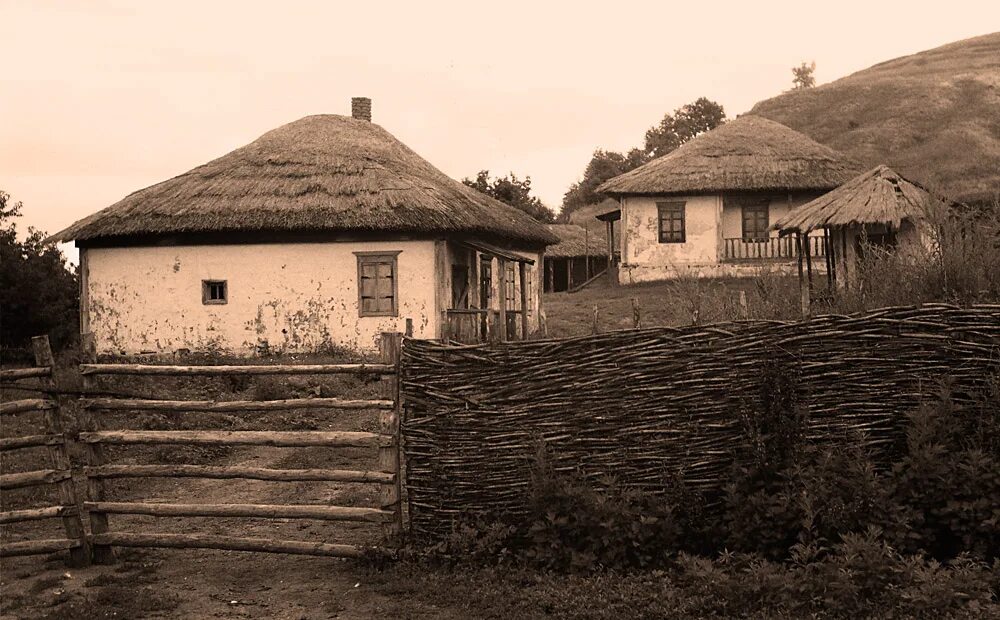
xmin=76 ymin=332 xmax=403 ymax=563
xmin=0 ymin=336 xmax=89 ymax=566
xmin=722 ymin=236 xmax=826 ymax=262
xmin=443 ymin=309 xmax=525 ymax=344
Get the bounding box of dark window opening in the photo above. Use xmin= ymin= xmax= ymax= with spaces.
xmin=202 ymin=280 xmax=227 ymax=305
xmin=742 ymin=202 xmax=770 ymax=242
xmin=657 ymin=202 xmax=686 ymax=243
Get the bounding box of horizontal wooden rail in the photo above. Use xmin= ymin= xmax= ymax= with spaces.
xmin=0 ymin=434 xmax=65 ymax=451
xmin=0 ymin=505 xmax=77 ymax=525
xmin=91 ymin=532 xmax=368 ymax=558
xmin=0 ymin=538 xmax=82 ymax=558
xmin=1 ymin=399 xmax=56 ymax=415
xmin=0 ymin=367 xmax=52 ymax=380
xmin=80 ymin=363 xmax=394 ymax=377
xmin=83 ymin=397 xmax=394 ymax=412
xmin=85 ymin=502 xmax=392 ymax=523
xmin=0 ymin=468 xmax=72 ymax=490
xmin=78 ymin=430 xmax=386 ymax=448
xmin=85 ymin=464 xmax=394 ymax=484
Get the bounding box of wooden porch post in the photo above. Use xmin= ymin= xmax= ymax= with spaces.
xmin=566 ymin=257 xmax=573 ymax=291
xmin=518 ymin=262 xmax=529 ymax=340
xmin=496 ymin=257 xmax=508 ymax=342
xmin=804 ymin=232 xmax=814 ymax=293
xmin=546 ymin=259 xmax=554 ymax=294
xmin=797 ymin=233 xmax=810 ymax=317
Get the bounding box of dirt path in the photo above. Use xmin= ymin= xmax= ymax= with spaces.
xmin=2 ymin=443 xmax=447 ymax=619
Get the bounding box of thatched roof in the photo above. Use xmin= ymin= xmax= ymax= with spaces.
xmin=544 ymin=224 xmax=609 ymax=258
xmin=597 ymin=116 xmax=862 ymax=196
xmin=772 ymin=165 xmax=957 ymax=232
xmin=52 ymin=114 xmax=557 ymax=246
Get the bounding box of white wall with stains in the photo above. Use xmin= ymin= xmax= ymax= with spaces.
xmin=620 ymin=195 xmax=722 ymax=283
xmin=84 ymin=240 xmax=438 ymax=355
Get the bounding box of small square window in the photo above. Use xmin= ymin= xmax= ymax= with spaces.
xmin=202 ymin=280 xmax=227 ymax=305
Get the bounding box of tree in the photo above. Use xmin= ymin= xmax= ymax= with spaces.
xmin=560 ymin=149 xmax=649 ymax=221
xmin=644 ymin=97 xmax=727 ymax=158
xmin=463 ymin=171 xmax=556 ymax=223
xmin=792 ymin=61 xmax=816 ymax=89
xmin=560 ymin=97 xmax=726 ymax=221
xmin=0 ymin=191 xmax=79 ymax=356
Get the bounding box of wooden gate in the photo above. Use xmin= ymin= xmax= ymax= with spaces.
xmin=0 ymin=336 xmax=89 ymax=566
xmin=76 ymin=332 xmax=403 ymax=562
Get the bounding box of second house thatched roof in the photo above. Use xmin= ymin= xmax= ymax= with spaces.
xmin=52 ymin=114 xmax=558 ymax=246
xmin=772 ymin=165 xmax=958 ymax=232
xmin=544 ymin=224 xmax=609 ymax=258
xmin=597 ymin=116 xmax=862 ymax=197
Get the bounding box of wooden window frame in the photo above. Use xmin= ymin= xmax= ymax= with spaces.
xmin=741 ymin=201 xmax=770 ymax=242
xmin=201 ymin=280 xmax=228 ymax=305
xmin=354 ymin=251 xmax=401 ymax=318
xmin=657 ymin=202 xmax=686 ymax=244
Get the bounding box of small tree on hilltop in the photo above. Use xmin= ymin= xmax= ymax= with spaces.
xmin=792 ymin=61 xmax=817 ymax=89
xmin=463 ymin=171 xmax=556 ymax=223
xmin=0 ymin=191 xmax=79 ymax=355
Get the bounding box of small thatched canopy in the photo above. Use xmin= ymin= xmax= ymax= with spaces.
xmin=544 ymin=224 xmax=609 ymax=258
xmin=52 ymin=114 xmax=557 ymax=246
xmin=772 ymin=165 xmax=957 ymax=233
xmin=597 ymin=116 xmax=862 ymax=196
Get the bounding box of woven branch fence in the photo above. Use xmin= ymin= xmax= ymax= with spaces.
xmin=400 ymin=303 xmax=1000 ymax=539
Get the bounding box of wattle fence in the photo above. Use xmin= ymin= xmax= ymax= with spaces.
xmin=400 ymin=304 xmax=1000 ymax=539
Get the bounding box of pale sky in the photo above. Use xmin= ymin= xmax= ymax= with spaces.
xmin=2 ymin=0 xmax=996 ymax=263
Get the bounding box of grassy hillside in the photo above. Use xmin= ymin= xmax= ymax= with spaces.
xmin=750 ymin=32 xmax=1000 ymax=205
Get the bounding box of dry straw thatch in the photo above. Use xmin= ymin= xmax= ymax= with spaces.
xmin=597 ymin=116 xmax=862 ymax=196
xmin=773 ymin=165 xmax=958 ymax=232
xmin=52 ymin=115 xmax=557 ymax=246
xmin=544 ymin=224 xmax=609 ymax=258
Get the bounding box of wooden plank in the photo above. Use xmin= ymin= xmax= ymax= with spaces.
xmin=78 ymin=430 xmax=386 ymax=448
xmin=0 ymin=505 xmax=77 ymax=525
xmin=85 ymin=464 xmax=394 ymax=484
xmin=0 ymin=367 xmax=51 ymax=380
xmin=91 ymin=533 xmax=369 ymax=558
xmin=80 ymin=363 xmax=394 ymax=377
xmin=83 ymin=397 xmax=394 ymax=412
xmin=0 ymin=469 xmax=71 ymax=490
xmin=85 ymin=502 xmax=393 ymax=523
xmin=0 ymin=399 xmax=56 ymax=415
xmin=0 ymin=538 xmax=81 ymax=558
xmin=0 ymin=434 xmax=64 ymax=451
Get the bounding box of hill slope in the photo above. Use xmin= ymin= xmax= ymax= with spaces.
xmin=750 ymin=32 xmax=1000 ymax=205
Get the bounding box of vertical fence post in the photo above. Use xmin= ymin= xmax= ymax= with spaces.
xmin=592 ymin=306 xmax=600 ymax=334
xmin=518 ymin=262 xmax=529 ymax=340
xmin=32 ymin=336 xmax=89 ymax=567
xmin=405 ymin=318 xmax=414 ymax=338
xmin=631 ymin=298 xmax=641 ymax=329
xmin=79 ymin=333 xmax=115 ymax=564
xmin=378 ymin=332 xmax=403 ymax=546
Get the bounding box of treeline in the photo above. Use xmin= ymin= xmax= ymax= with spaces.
xmin=0 ymin=191 xmax=78 ymax=358
xmin=462 ymin=98 xmax=727 ymax=224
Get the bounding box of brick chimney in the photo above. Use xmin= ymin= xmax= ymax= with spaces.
xmin=351 ymin=97 xmax=371 ymax=122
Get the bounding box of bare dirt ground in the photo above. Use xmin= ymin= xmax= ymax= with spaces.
xmin=1 ymin=365 xmax=459 ymax=619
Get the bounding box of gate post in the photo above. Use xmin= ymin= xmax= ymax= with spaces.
xmin=80 ymin=333 xmax=115 ymax=564
xmin=32 ymin=336 xmax=89 ymax=567
xmin=378 ymin=332 xmax=403 ymax=545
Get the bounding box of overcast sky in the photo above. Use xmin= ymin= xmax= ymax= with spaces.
xmin=2 ymin=1 xmax=996 ymax=262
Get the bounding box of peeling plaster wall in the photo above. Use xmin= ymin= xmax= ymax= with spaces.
xmin=620 ymin=195 xmax=722 ymax=283
xmin=84 ymin=241 xmax=438 ymax=355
